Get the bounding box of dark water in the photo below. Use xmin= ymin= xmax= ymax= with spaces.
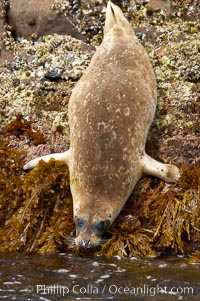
xmin=0 ymin=253 xmax=199 ymax=301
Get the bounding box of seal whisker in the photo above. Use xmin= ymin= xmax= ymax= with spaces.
xmin=62 ymin=234 xmax=76 ymax=246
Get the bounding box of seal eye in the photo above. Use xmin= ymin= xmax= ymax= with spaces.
xmin=77 ymin=218 xmax=84 ymax=227
xmin=92 ymin=219 xmax=110 ymax=237
xmin=75 ymin=217 xmax=87 ymax=231
xmin=97 ymin=221 xmax=106 ymax=231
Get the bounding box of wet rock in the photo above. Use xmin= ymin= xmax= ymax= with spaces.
xmin=45 ymin=70 xmax=63 ymax=82
xmin=0 ymin=1 xmax=6 ymax=34
xmin=135 ymin=26 xmax=158 ymax=45
xmin=7 ymin=0 xmax=87 ymax=41
xmin=147 ymin=0 xmax=172 ymax=16
xmin=0 ymin=47 xmax=14 ymax=64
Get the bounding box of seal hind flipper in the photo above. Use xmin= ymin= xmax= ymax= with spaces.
xmin=23 ymin=150 xmax=70 ymax=170
xmin=104 ymin=1 xmax=134 ymax=36
xmin=141 ymin=153 xmax=180 ymax=183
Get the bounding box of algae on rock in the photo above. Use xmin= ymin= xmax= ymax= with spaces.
xmin=0 ymin=0 xmax=199 ymax=258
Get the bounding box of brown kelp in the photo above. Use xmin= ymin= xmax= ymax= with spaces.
xmin=0 ymin=141 xmax=199 ymax=259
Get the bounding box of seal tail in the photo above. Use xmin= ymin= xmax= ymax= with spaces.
xmin=104 ymin=1 xmax=133 ymax=36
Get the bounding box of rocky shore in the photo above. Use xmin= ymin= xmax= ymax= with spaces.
xmin=0 ymin=0 xmax=199 ymax=258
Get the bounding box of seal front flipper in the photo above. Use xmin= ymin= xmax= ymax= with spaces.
xmin=23 ymin=149 xmax=70 ymax=170
xmin=141 ymin=153 xmax=180 ymax=183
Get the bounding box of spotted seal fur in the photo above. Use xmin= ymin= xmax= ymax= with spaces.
xmin=24 ymin=1 xmax=180 ymax=247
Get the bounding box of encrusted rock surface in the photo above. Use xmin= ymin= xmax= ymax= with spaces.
xmin=1 ymin=0 xmax=199 ymax=165
xmin=0 ymin=32 xmax=94 ymax=161
xmin=0 ymin=0 xmax=199 ymax=257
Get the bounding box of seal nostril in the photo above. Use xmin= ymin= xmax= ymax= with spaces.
xmin=82 ymin=238 xmax=91 ymax=247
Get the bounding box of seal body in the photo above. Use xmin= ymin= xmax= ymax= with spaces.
xmin=68 ymin=2 xmax=157 ymax=245
xmin=24 ymin=1 xmax=180 ymax=247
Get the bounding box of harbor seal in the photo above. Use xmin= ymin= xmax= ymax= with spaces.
xmin=24 ymin=1 xmax=180 ymax=247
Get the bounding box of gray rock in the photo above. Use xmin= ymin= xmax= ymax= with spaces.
xmin=7 ymin=0 xmax=87 ymax=41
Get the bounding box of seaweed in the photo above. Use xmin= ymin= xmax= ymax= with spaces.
xmin=100 ymin=166 xmax=200 ymax=258
xmin=100 ymin=230 xmax=156 ymax=258
xmin=5 ymin=114 xmax=45 ymax=146
xmin=0 ymin=140 xmax=25 ymax=226
xmin=0 ymin=142 xmax=199 ymax=259
xmin=0 ymin=141 xmax=74 ymax=253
